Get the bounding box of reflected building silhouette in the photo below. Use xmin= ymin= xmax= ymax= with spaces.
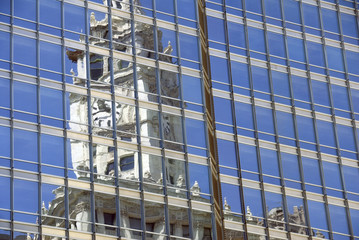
xmin=38 ymin=1 xmax=211 ymax=239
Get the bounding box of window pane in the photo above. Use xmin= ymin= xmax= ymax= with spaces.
xmin=41 ymin=134 xmax=64 ymax=167
xmin=218 ymin=139 xmax=237 ymax=168
xmin=323 ymin=162 xmax=342 ymax=190
xmin=14 ymin=129 xmax=38 ymax=162
xmin=248 ymin=27 xmax=265 ymax=53
xmin=239 ymin=144 xmax=258 ymax=173
xmin=302 ymin=157 xmax=321 ymax=185
xmin=317 ymin=120 xmax=336 ymax=147
xmin=287 ymin=37 xmax=305 ymax=62
xmin=14 ymin=35 xmax=36 ymax=67
xmin=281 ymin=152 xmax=300 ymax=181
xmin=214 ymin=97 xmax=233 ymax=125
xmin=207 ymin=16 xmax=225 ymax=43
xmin=256 ymin=106 xmax=274 ymax=134
xmin=303 ymin=4 xmax=320 ymax=29
xmin=322 ymin=8 xmax=339 ymax=33
xmin=14 ymin=81 xmax=37 ymax=114
xmin=296 ymin=116 xmax=315 ymax=143
xmin=326 ymin=46 xmax=344 ymax=71
xmin=40 ymin=0 xmax=61 ymax=27
xmin=264 ymin=0 xmax=281 ymax=19
xmin=284 ymin=0 xmax=301 ymax=24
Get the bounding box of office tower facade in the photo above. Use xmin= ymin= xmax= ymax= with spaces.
xmin=0 ymin=0 xmax=358 ymax=240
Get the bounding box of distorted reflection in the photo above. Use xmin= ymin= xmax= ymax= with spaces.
xmin=38 ymin=0 xmax=211 ymax=239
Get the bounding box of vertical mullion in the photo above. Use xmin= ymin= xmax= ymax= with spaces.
xmin=9 ymin=0 xmax=14 ymax=239
xmin=36 ymin=0 xmax=42 ymax=238
xmin=279 ymin=0 xmax=313 ymax=238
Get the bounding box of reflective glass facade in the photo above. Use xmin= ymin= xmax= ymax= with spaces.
xmin=0 ymin=0 xmax=358 ymax=240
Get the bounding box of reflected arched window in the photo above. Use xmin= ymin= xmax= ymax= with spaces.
xmin=120 ymin=155 xmax=134 ymax=171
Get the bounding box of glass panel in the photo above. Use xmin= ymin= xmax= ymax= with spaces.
xmin=40 ymin=0 xmax=61 ymax=28
xmin=64 ymin=3 xmax=85 ymax=34
xmin=307 ymin=41 xmax=325 ymax=67
xmin=231 ymin=61 xmax=250 ymax=88
xmin=276 ymin=111 xmax=295 ymax=139
xmin=287 ymin=37 xmax=305 ymax=62
xmin=14 ymin=0 xmax=36 ymax=21
xmin=207 ymin=16 xmax=225 ymax=43
xmin=228 ymin=22 xmax=246 ymax=49
xmin=221 ymin=183 xmax=242 ymax=217
xmin=144 ymin=201 xmax=165 ymax=236
xmin=281 ymin=152 xmax=301 ymax=181
xmin=329 ymin=205 xmax=349 ymax=234
xmin=14 ymin=129 xmax=38 ymax=162
xmin=158 ymin=28 xmax=177 ymax=58
xmin=235 ymin=102 xmax=254 ymax=130
xmin=217 ymin=139 xmax=237 ymax=168
xmin=248 ymin=27 xmax=265 ymax=53
xmin=322 ymin=8 xmax=339 ymax=33
xmin=214 ymin=97 xmax=233 ymax=125
xmin=286 ymin=196 xmax=307 ymax=232
xmin=337 ymin=124 xmax=356 ymax=151
xmin=252 ymin=66 xmax=269 ymax=93
xmin=185 ymin=118 xmax=205 ymax=148
xmin=0 ymin=177 xmax=10 ymax=210
xmin=307 ymin=200 xmax=328 ymax=231
xmin=182 ymin=75 xmax=202 ymax=104
xmin=68 ymin=139 xmax=90 ymax=179
xmin=0 ymin=31 xmax=10 ymax=61
xmin=0 ymin=126 xmax=10 ymax=158
xmin=302 ymin=157 xmax=322 ymax=186
xmin=245 ymin=0 xmax=262 ymax=14
xmin=296 ymin=116 xmax=315 ymax=143
xmin=68 ymin=188 xmax=92 ymax=232
xmin=267 ymin=32 xmax=285 ymax=58
xmin=239 ymin=144 xmax=258 ymax=173
xmin=341 ymin=13 xmax=358 ymax=38
xmin=343 ymin=166 xmax=359 ymax=193
xmin=264 ymin=0 xmax=281 ymax=19
xmin=41 ymin=87 xmax=63 ymax=119
xmin=317 ymin=120 xmax=336 ymax=147
xmin=260 ymin=148 xmax=279 ymax=177
xmin=14 ymin=35 xmax=36 ymax=67
xmin=326 ymin=46 xmax=344 ymax=71
xmin=323 ymin=161 xmax=343 ymax=190
xmin=303 ymin=4 xmax=320 ymax=29
xmin=177 ymin=0 xmax=196 ymax=20
xmin=256 ymin=106 xmax=274 ymax=134
xmin=168 ymin=206 xmax=190 ymax=238
xmin=243 ymin=187 xmax=263 ymax=219
xmin=142 ymin=153 xmax=163 ymax=193
xmin=284 ymin=0 xmax=301 ymax=24
xmin=179 ymin=33 xmax=199 ymax=62
xmin=210 ymin=56 xmax=229 ymax=84
xmin=41 ymin=134 xmax=64 ymax=167
xmin=312 ymin=80 xmax=330 ymax=107
xmin=14 ymin=179 xmax=38 ymax=214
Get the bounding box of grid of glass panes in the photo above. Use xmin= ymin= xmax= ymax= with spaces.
xmin=0 ymin=0 xmax=216 ymax=239
xmin=206 ymin=0 xmax=359 ymax=239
